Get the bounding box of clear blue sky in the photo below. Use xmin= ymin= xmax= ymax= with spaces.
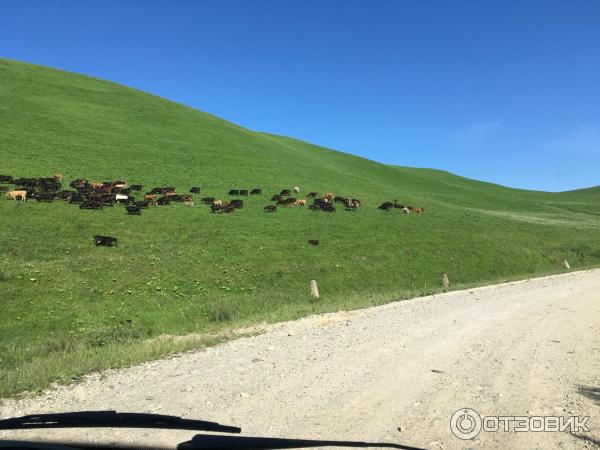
xmin=2 ymin=0 xmax=599 ymax=191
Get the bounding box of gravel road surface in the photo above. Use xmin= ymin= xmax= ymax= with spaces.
xmin=1 ymin=269 xmax=599 ymax=449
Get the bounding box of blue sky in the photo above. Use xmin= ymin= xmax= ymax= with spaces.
xmin=2 ymin=0 xmax=599 ymax=191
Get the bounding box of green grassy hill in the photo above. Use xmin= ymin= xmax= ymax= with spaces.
xmin=1 ymin=58 xmax=599 ymax=397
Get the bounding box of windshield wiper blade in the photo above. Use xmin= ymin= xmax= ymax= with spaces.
xmin=179 ymin=433 xmax=425 ymax=450
xmin=0 ymin=411 xmax=241 ymax=434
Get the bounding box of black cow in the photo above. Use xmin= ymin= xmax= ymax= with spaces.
xmin=156 ymin=197 xmax=170 ymax=206
xmin=264 ymin=205 xmax=277 ymax=212
xmin=307 ymin=192 xmax=318 ymax=198
xmin=285 ymin=197 xmax=297 ymax=204
xmin=134 ymin=200 xmax=150 ymax=209
xmin=239 ymin=189 xmax=249 ymax=196
xmin=228 ymin=189 xmax=239 ymax=196
xmin=308 ymin=239 xmax=320 ymax=246
xmin=222 ymin=204 xmax=235 ymax=213
xmin=393 ymin=203 xmax=405 ymax=209
xmin=80 ymin=201 xmax=103 ymax=210
xmin=308 ymin=204 xmax=321 ymax=211
xmin=0 ymin=175 xmax=13 ymax=183
xmin=56 ymin=190 xmax=75 ymax=200
xmin=250 ymin=188 xmax=262 ymax=195
xmin=211 ymin=203 xmax=235 ymax=214
xmin=69 ymin=193 xmax=86 ymax=204
xmin=230 ymin=199 xmax=244 ymax=209
xmin=201 ymin=197 xmax=215 ymax=204
xmin=378 ymin=202 xmax=394 ymax=211
xmin=126 ymin=206 xmax=142 ymax=215
xmin=321 ymin=203 xmax=336 ymax=212
xmin=40 ymin=180 xmax=61 ymax=192
xmin=190 ymin=187 xmax=201 ymax=194
xmin=280 ymin=189 xmax=291 ymax=196
xmin=35 ymin=192 xmax=55 ymax=202
xmin=129 ymin=184 xmax=143 ymax=191
xmin=94 ymin=235 xmax=117 ymax=247
xmin=334 ymin=196 xmax=347 ymax=203
xmin=271 ymin=194 xmax=283 ymax=202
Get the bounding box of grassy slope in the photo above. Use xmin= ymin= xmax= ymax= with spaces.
xmin=1 ymin=58 xmax=599 ymax=397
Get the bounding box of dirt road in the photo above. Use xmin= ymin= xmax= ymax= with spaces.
xmin=1 ymin=270 xmax=599 ymax=449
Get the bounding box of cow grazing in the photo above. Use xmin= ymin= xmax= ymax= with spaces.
xmin=321 ymin=203 xmax=336 ymax=212
xmin=126 ymin=206 xmax=142 ymax=215
xmin=285 ymin=197 xmax=297 ymax=204
xmin=80 ymin=201 xmax=103 ymax=210
xmin=393 ymin=203 xmax=405 ymax=209
xmin=280 ymin=189 xmax=291 ymax=196
xmin=230 ymin=199 xmax=244 ymax=209
xmin=402 ymin=207 xmax=410 ymax=214
xmin=228 ymin=189 xmax=240 ymax=196
xmin=250 ymin=188 xmax=262 ymax=195
xmin=5 ymin=190 xmax=27 ymax=201
xmin=239 ymin=189 xmax=249 ymax=196
xmin=308 ymin=204 xmax=321 ymax=211
xmin=293 ymin=186 xmax=300 ymax=193
xmin=144 ymin=194 xmax=157 ymax=201
xmin=56 ymin=191 xmax=75 ymax=201
xmin=190 ymin=187 xmax=201 ymax=194
xmin=94 ymin=235 xmax=117 ymax=247
xmin=271 ymin=194 xmax=283 ymax=202
xmin=156 ymin=197 xmax=170 ymax=206
xmin=294 ymin=199 xmax=306 ymax=206
xmin=0 ymin=175 xmax=13 ymax=183
xmin=211 ymin=203 xmax=235 ymax=213
xmin=134 ymin=200 xmax=150 ymax=209
xmin=307 ymin=192 xmax=318 ymax=198
xmin=308 ymin=239 xmax=319 ymax=246
xmin=112 ymin=180 xmax=127 ymax=188
xmin=378 ymin=202 xmax=394 ymax=211
xmin=201 ymin=197 xmax=215 ymax=204
xmin=413 ymin=207 xmax=425 ymax=214
xmin=264 ymin=205 xmax=277 ymax=212
xmin=35 ymin=192 xmax=55 ymax=202
xmin=345 ymin=199 xmax=358 ymax=211
xmin=69 ymin=193 xmax=85 ymax=204
xmin=129 ymin=184 xmax=143 ymax=191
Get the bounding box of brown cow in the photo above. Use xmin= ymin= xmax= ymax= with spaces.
xmin=324 ymin=192 xmax=334 ymax=202
xmin=294 ymin=200 xmax=306 ymax=206
xmin=90 ymin=182 xmax=103 ymax=189
xmin=144 ymin=194 xmax=157 ymax=201
xmin=6 ymin=190 xmax=27 ymax=201
xmin=413 ymin=207 xmax=425 ymax=214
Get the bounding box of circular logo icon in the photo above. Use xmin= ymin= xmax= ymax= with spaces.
xmin=450 ymin=408 xmax=482 ymax=440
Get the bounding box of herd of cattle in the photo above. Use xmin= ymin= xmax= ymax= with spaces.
xmin=1 ymin=174 xmax=425 ymax=217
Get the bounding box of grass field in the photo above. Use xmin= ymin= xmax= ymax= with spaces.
xmin=1 ymin=58 xmax=599 ymax=398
